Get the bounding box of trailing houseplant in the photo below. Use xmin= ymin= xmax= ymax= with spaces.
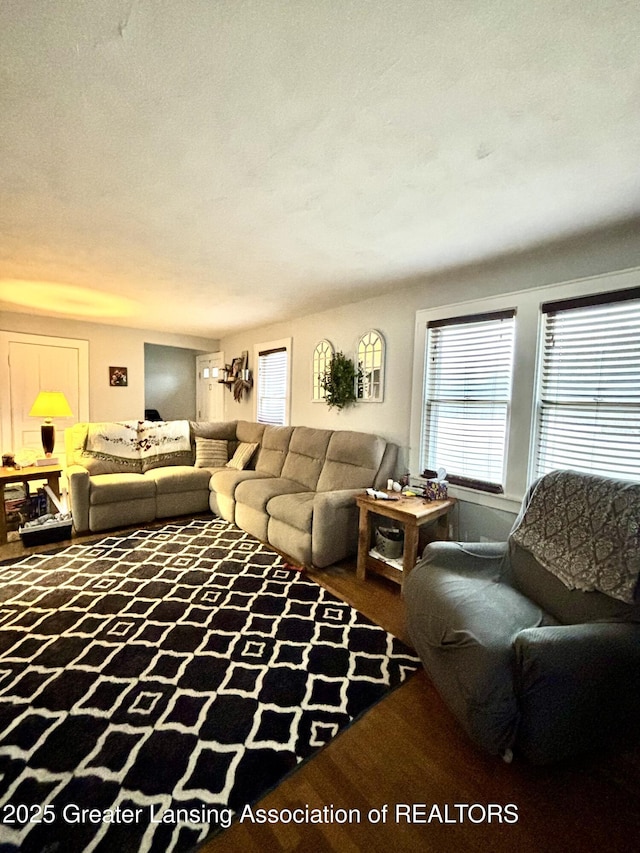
xmin=321 ymin=351 xmax=360 ymax=410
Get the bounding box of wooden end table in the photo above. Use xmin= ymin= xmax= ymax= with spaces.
xmin=355 ymin=491 xmax=456 ymax=585
xmin=0 ymin=464 xmax=63 ymax=545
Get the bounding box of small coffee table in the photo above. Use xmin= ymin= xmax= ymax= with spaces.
xmin=355 ymin=491 xmax=456 ymax=584
xmin=0 ymin=464 xmax=63 ymax=545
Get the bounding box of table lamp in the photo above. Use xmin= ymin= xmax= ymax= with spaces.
xmin=28 ymin=391 xmax=73 ymax=457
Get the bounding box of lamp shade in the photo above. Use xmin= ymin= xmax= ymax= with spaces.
xmin=28 ymin=391 xmax=73 ymax=420
xmin=28 ymin=391 xmax=73 ymax=457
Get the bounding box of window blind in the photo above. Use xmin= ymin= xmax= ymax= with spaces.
xmin=423 ymin=311 xmax=515 ymax=492
xmin=257 ymin=347 xmax=288 ymax=425
xmin=535 ymin=291 xmax=640 ymax=480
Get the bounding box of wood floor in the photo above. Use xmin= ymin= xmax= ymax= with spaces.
xmin=2 ymin=518 xmax=639 ymax=853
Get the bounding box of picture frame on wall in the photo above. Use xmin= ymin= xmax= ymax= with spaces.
xmin=109 ymin=366 xmax=128 ymax=387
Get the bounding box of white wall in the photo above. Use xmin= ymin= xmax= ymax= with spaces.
xmin=0 ymin=311 xmax=218 ymax=422
xmin=220 ymin=222 xmax=640 ymax=540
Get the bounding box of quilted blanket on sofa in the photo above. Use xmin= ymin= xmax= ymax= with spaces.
xmin=85 ymin=420 xmax=192 ymax=468
xmin=511 ymin=470 xmax=640 ymax=603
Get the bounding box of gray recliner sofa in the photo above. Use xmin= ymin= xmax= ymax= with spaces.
xmin=65 ymin=418 xmax=396 ymax=570
xmin=404 ymin=469 xmax=640 ymax=764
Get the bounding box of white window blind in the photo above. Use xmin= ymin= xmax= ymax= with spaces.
xmin=535 ymin=289 xmax=640 ymax=480
xmin=257 ymin=347 xmax=288 ymax=425
xmin=423 ymin=310 xmax=515 ymax=492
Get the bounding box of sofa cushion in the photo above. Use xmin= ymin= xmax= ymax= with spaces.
xmin=209 ymin=469 xmax=270 ymax=499
xmin=317 ymin=430 xmax=386 ymax=491
xmin=144 ymin=465 xmax=213 ymax=495
xmin=255 ymin=426 xmax=294 ymax=476
xmin=190 ymin=420 xmax=237 ymax=441
xmin=194 ymin=437 xmax=228 ymax=468
xmin=235 ymin=477 xmax=308 ymax=512
xmin=226 ymin=442 xmax=259 ymax=470
xmin=88 ymin=473 xmax=156 ymax=505
xmin=267 ymin=492 xmax=315 ymax=533
xmin=236 ymin=420 xmax=266 ymax=445
xmin=280 ymin=427 xmax=332 ymax=490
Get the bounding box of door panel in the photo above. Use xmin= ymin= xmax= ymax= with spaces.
xmin=196 ymin=352 xmax=224 ymax=422
xmin=1 ymin=333 xmax=89 ymax=464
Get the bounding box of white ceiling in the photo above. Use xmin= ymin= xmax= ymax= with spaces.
xmin=1 ymin=0 xmax=639 ymax=338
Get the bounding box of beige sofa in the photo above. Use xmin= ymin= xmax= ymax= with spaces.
xmin=65 ymin=419 xmax=397 ymax=568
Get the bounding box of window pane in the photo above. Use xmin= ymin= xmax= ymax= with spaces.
xmin=423 ymin=313 xmax=515 ymax=490
xmin=257 ymin=348 xmax=288 ymax=425
xmin=535 ymin=296 xmax=640 ymax=479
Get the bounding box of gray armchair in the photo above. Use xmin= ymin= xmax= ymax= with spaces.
xmin=404 ymin=470 xmax=640 ymax=764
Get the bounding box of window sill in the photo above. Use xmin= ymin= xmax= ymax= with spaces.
xmin=447 ymin=484 xmax=522 ymax=515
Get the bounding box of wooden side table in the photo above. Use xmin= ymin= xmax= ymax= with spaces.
xmin=355 ymin=492 xmax=456 ymax=584
xmin=0 ymin=465 xmax=63 ymax=545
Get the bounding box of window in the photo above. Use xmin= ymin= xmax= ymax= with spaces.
xmin=312 ymin=339 xmax=334 ymax=401
xmin=422 ymin=310 xmax=515 ymax=492
xmin=255 ymin=339 xmax=291 ymax=425
xmin=357 ymin=330 xmax=385 ymax=402
xmin=534 ymin=289 xmax=640 ymax=480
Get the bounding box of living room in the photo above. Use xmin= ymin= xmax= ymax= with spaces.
xmin=1 ymin=2 xmax=640 ymax=852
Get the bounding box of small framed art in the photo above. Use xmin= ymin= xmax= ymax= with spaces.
xmin=109 ymin=366 xmax=128 ymax=387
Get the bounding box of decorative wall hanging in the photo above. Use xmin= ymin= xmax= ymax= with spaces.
xmin=109 ymin=366 xmax=128 ymax=387
xmin=219 ymin=350 xmax=253 ymax=402
xmin=356 ymin=329 xmax=385 ymax=402
xmin=321 ymin=351 xmax=361 ymax=411
xmin=312 ymin=339 xmax=334 ymax=401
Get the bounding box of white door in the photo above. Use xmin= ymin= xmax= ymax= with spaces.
xmin=196 ymin=352 xmax=225 ymax=422
xmin=0 ymin=333 xmax=89 ymax=464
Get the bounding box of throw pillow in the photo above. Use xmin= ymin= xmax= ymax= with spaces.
xmin=226 ymin=442 xmax=259 ymax=470
xmin=195 ymin=437 xmax=228 ymax=468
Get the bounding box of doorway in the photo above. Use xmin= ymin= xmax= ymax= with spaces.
xmin=196 ymin=352 xmax=225 ymax=422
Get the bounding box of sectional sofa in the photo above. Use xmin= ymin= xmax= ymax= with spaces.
xmin=65 ymin=419 xmax=397 ymax=568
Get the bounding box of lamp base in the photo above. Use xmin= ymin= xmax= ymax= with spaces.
xmin=41 ymin=423 xmax=55 ymax=457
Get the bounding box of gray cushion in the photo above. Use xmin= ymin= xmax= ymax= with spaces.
xmin=144 ymin=465 xmax=213 ymax=495
xmin=280 ymin=427 xmax=332 ymax=490
xmin=317 ymin=430 xmax=386 ymax=491
xmin=88 ymin=473 xmax=156 ymax=505
xmin=235 ymin=477 xmax=307 ymax=512
xmin=267 ymin=492 xmax=315 ymax=533
xmin=255 ymin=426 xmax=294 ymax=476
xmin=209 ymin=469 xmax=270 ymax=499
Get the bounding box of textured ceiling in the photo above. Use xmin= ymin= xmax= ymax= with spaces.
xmin=1 ymin=0 xmax=639 ymax=337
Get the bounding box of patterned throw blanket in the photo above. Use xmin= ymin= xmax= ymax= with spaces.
xmin=85 ymin=420 xmax=192 ymax=464
xmin=511 ymin=470 xmax=640 ymax=604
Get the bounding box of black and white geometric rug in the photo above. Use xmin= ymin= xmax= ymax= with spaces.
xmin=0 ymin=517 xmax=420 ymax=852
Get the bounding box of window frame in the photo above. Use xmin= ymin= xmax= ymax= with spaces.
xmin=422 ymin=309 xmax=516 ymax=494
xmin=410 ymin=268 xmax=640 ymax=513
xmin=253 ymin=337 xmax=292 ymax=426
xmin=531 ymin=288 xmax=640 ymax=481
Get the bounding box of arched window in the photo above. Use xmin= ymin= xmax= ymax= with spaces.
xmin=357 ymin=330 xmax=385 ymax=402
xmin=312 ymin=339 xmax=334 ymax=401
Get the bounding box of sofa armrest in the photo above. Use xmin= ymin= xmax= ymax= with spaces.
xmin=514 ymin=623 xmax=640 ymax=763
xmin=418 ymin=540 xmax=509 ymax=576
xmin=66 ymin=465 xmax=91 ymax=533
xmin=311 ymin=489 xmax=363 ymax=568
